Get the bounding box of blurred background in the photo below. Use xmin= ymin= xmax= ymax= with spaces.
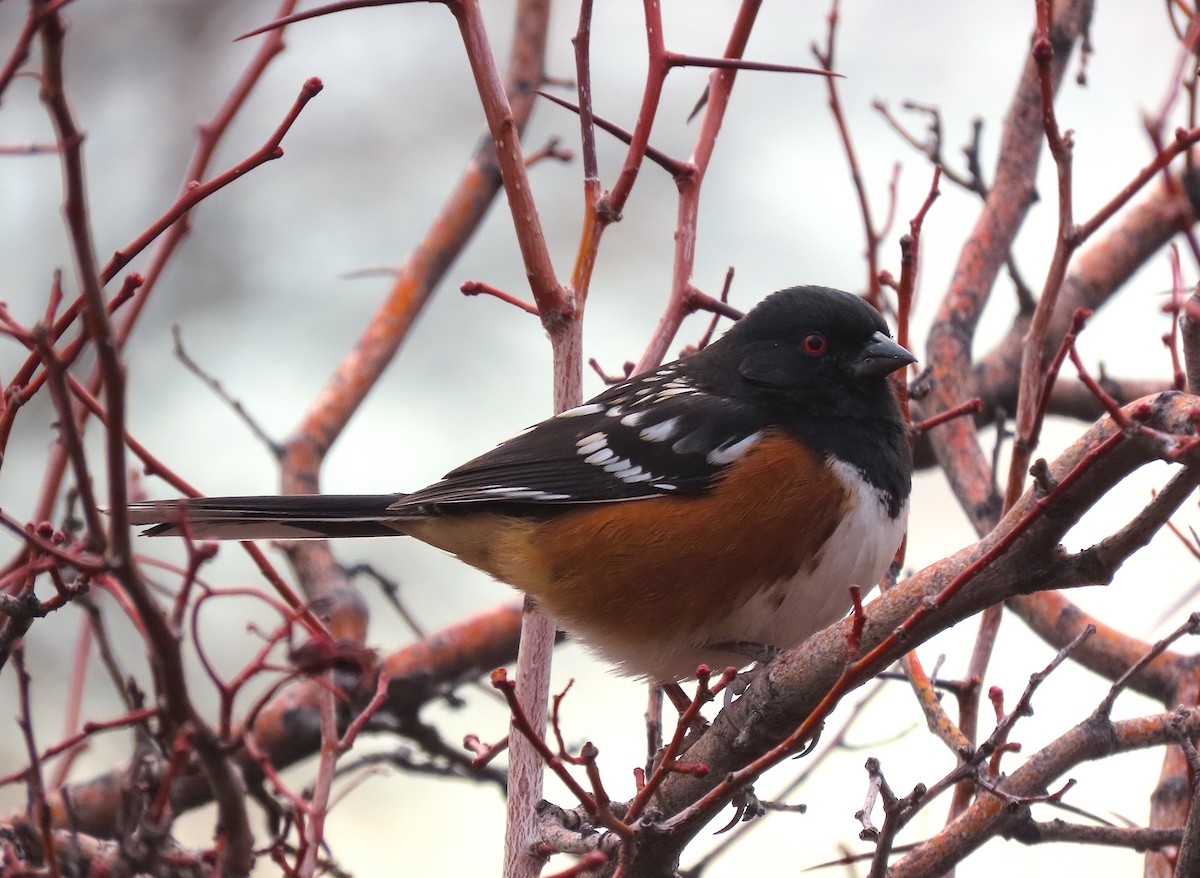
xmin=0 ymin=1 xmax=1194 ymax=875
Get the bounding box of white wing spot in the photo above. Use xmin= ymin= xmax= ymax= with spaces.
xmin=656 ymin=386 xmax=696 ymax=399
xmin=481 ymin=486 xmax=572 ymax=501
xmin=621 ymin=468 xmax=654 ymax=483
xmin=652 ymin=482 xmax=677 ymax=491
xmin=619 ymin=411 xmax=645 ymax=427
xmin=576 ymin=432 xmax=608 ymax=456
xmin=597 ymin=459 xmax=660 ymax=484
xmin=584 ymin=448 xmax=614 ymax=465
xmin=706 ymin=432 xmax=763 ymax=466
xmin=557 ymin=403 xmax=604 ymax=418
xmin=639 ymin=417 xmax=679 ymax=443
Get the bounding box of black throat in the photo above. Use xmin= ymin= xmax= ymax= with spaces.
xmin=783 ymin=387 xmax=912 ymax=519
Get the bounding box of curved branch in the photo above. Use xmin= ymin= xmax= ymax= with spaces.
xmin=625 ymin=392 xmax=1199 ymax=869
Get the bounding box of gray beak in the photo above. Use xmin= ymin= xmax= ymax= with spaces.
xmin=854 ymin=331 xmax=916 ymax=377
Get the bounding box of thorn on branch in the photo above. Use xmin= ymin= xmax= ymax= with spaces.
xmin=665 ymin=52 xmax=840 ymax=80
xmin=236 ymin=0 xmax=398 ymax=41
xmin=712 ymin=785 xmax=763 ymax=834
xmin=535 ymin=89 xmax=686 ymax=177
xmin=686 ymin=85 xmax=709 ymax=124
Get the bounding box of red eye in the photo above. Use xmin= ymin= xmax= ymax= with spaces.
xmin=803 ymin=332 xmax=827 ymax=356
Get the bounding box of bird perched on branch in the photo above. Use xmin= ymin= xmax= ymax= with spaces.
xmin=129 ymin=285 xmax=915 ymax=682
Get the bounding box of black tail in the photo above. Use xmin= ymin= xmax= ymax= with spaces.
xmin=127 ymin=494 xmax=408 ymax=539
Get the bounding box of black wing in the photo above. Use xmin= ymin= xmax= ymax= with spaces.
xmin=390 ymin=366 xmax=771 ymax=515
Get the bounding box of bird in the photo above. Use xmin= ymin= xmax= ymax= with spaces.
xmin=128 ymin=285 xmax=915 ymax=682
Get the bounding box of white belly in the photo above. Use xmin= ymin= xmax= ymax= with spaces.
xmin=708 ymin=460 xmax=906 ymax=650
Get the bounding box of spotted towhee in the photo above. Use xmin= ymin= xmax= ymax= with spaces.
xmin=129 ymin=285 xmax=915 ymax=682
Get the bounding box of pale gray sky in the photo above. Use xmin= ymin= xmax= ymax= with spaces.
xmin=0 ymin=3 xmax=1190 ymax=875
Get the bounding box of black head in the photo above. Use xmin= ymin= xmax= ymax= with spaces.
xmin=685 ymin=285 xmax=914 ymax=510
xmin=688 ymin=285 xmax=915 ymax=416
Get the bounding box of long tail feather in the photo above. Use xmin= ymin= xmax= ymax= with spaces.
xmin=126 ymin=494 xmax=407 ymax=539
